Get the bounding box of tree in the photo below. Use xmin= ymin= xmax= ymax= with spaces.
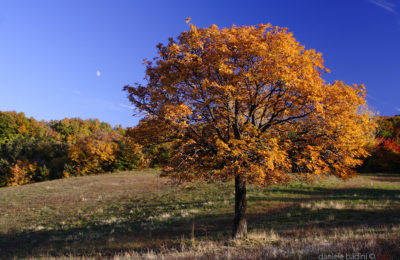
xmin=68 ymin=130 xmax=119 ymax=175
xmin=124 ymin=23 xmax=375 ymax=238
xmin=115 ymin=136 xmax=146 ymax=170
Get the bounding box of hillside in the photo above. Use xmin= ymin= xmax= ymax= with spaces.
xmin=1 ymin=170 xmax=399 ymax=259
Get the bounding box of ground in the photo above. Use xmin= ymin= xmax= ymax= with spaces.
xmin=0 ymin=169 xmax=399 ymax=259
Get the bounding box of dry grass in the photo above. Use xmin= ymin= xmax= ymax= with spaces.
xmin=1 ymin=170 xmax=399 ymax=259
xmin=20 ymin=226 xmax=400 ymax=259
xmin=0 ymin=169 xmax=166 ymax=233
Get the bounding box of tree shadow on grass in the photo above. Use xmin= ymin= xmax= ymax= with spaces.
xmin=370 ymin=176 xmax=400 ymax=182
xmin=251 ymin=187 xmax=400 ymax=202
xmin=358 ymin=173 xmax=400 ymax=182
xmin=1 ymin=187 xmax=400 ymax=258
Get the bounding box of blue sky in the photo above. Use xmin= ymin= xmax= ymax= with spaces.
xmin=0 ymin=0 xmax=399 ymax=127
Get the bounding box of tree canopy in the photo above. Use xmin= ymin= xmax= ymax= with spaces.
xmin=124 ymin=23 xmax=375 ymax=238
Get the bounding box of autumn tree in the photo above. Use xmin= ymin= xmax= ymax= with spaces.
xmin=124 ymin=23 xmax=375 ymax=238
xmin=67 ymin=130 xmax=120 ymax=175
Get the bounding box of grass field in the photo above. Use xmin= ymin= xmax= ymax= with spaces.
xmin=0 ymin=169 xmax=399 ymax=259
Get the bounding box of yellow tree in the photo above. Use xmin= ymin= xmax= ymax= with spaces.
xmin=124 ymin=23 xmax=375 ymax=238
xmin=68 ymin=130 xmax=119 ymax=175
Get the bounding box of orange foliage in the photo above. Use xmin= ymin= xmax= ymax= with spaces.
xmin=124 ymin=23 xmax=376 ymax=185
xmin=124 ymin=22 xmax=376 ymax=237
xmin=8 ymin=160 xmax=36 ymax=186
xmin=67 ymin=131 xmax=119 ymax=175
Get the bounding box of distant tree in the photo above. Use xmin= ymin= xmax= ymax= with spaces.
xmin=67 ymin=130 xmax=120 ymax=175
xmin=8 ymin=159 xmax=36 ymax=186
xmin=376 ymin=117 xmax=394 ymax=138
xmin=0 ymin=111 xmax=47 ymax=144
xmin=49 ymin=118 xmax=114 ymax=143
xmin=124 ymin=23 xmax=375 ymax=238
xmin=115 ymin=137 xmax=145 ymax=170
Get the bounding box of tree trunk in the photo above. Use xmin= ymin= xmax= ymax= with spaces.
xmin=232 ymin=176 xmax=247 ymax=239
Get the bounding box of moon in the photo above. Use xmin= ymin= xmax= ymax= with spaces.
xmin=96 ymin=70 xmax=101 ymax=77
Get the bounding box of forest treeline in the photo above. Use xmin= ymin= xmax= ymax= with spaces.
xmin=0 ymin=110 xmax=399 ymax=187
xmin=0 ymin=111 xmax=171 ymax=187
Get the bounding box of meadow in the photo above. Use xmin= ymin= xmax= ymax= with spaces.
xmin=0 ymin=170 xmax=399 ymax=259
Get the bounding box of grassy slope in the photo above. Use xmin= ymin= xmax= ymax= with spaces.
xmin=0 ymin=170 xmax=400 ymax=259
